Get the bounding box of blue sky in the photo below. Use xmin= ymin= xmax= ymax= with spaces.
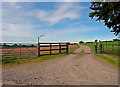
xmin=2 ymin=2 xmax=117 ymax=43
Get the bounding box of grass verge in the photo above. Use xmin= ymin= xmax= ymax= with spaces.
xmin=96 ymin=54 xmax=119 ymax=67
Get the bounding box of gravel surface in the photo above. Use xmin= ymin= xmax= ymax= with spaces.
xmin=2 ymin=45 xmax=118 ymax=85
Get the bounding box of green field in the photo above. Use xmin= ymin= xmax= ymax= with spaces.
xmin=80 ymin=41 xmax=119 ymax=56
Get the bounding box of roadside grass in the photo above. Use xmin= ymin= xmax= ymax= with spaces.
xmin=96 ymin=54 xmax=119 ymax=67
xmin=2 ymin=44 xmax=80 ymax=65
xmin=2 ymin=53 xmax=69 ymax=66
xmin=2 ymin=53 xmax=67 ymax=65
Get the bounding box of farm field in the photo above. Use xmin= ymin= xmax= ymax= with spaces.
xmin=1 ymin=44 xmax=77 ymax=56
xmin=80 ymin=41 xmax=120 ymax=56
xmin=1 ymin=44 xmax=79 ymax=64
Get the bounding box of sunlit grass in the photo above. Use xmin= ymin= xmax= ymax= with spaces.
xmin=96 ymin=54 xmax=119 ymax=67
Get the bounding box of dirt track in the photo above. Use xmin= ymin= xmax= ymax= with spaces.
xmin=2 ymin=45 xmax=118 ymax=85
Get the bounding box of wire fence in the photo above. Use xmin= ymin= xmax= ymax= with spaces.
xmin=95 ymin=44 xmax=120 ymax=56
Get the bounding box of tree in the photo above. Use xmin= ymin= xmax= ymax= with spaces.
xmin=79 ymin=41 xmax=84 ymax=43
xmin=31 ymin=44 xmax=34 ymax=47
xmin=13 ymin=44 xmax=17 ymax=47
xmin=95 ymin=39 xmax=98 ymax=42
xmin=89 ymin=2 xmax=120 ymax=35
xmin=113 ymin=39 xmax=120 ymax=41
xmin=3 ymin=43 xmax=6 ymax=46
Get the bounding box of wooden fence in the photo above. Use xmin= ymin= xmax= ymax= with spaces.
xmin=37 ymin=42 xmax=69 ymax=57
xmin=95 ymin=44 xmax=120 ymax=56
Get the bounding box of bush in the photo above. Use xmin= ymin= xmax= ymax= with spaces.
xmin=79 ymin=41 xmax=84 ymax=43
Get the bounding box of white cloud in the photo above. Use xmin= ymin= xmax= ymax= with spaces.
xmin=35 ymin=3 xmax=86 ymax=25
xmin=2 ymin=2 xmax=86 ymax=26
xmin=4 ymin=2 xmax=22 ymax=9
xmin=2 ymin=23 xmax=33 ymax=38
xmin=47 ymin=26 xmax=100 ymax=36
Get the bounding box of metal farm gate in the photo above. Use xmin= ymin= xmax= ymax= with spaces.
xmin=0 ymin=43 xmax=37 ymax=61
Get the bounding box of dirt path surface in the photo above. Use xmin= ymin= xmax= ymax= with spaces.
xmin=2 ymin=45 xmax=118 ymax=85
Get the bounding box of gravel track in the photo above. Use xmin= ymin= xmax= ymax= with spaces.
xmin=2 ymin=45 xmax=118 ymax=85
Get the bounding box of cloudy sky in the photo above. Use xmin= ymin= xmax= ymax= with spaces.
xmin=2 ymin=1 xmax=117 ymax=43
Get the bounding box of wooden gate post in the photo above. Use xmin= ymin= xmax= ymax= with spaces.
xmin=112 ymin=44 xmax=114 ymax=54
xmin=37 ymin=43 xmax=40 ymax=57
xmin=102 ymin=44 xmax=105 ymax=53
xmin=20 ymin=44 xmax=21 ymax=59
xmin=50 ymin=43 xmax=52 ymax=55
xmin=95 ymin=44 xmax=97 ymax=53
xmin=106 ymin=44 xmax=107 ymax=54
xmin=118 ymin=43 xmax=120 ymax=56
xmin=95 ymin=40 xmax=98 ymax=53
xmin=59 ymin=43 xmax=61 ymax=54
xmin=99 ymin=44 xmax=102 ymax=53
xmin=66 ymin=43 xmax=69 ymax=53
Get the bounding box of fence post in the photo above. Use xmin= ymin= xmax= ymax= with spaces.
xmin=37 ymin=43 xmax=40 ymax=57
xmin=112 ymin=44 xmax=114 ymax=55
xmin=69 ymin=43 xmax=71 ymax=53
xmin=20 ymin=44 xmax=21 ymax=59
xmin=99 ymin=44 xmax=102 ymax=53
xmin=106 ymin=44 xmax=107 ymax=54
xmin=50 ymin=43 xmax=52 ymax=55
xmin=119 ymin=45 xmax=120 ymax=57
xmin=66 ymin=43 xmax=68 ymax=53
xmin=102 ymin=44 xmax=104 ymax=53
xmin=59 ymin=43 xmax=61 ymax=54
xmin=95 ymin=44 xmax=97 ymax=53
